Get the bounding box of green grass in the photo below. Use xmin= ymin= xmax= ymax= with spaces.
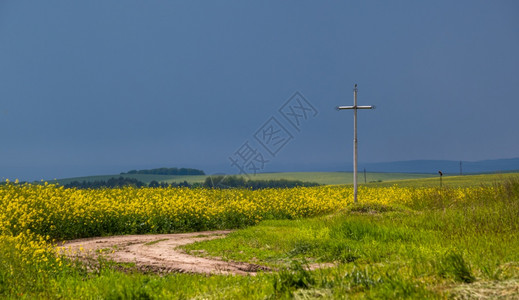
xmin=184 ymin=200 xmax=519 ymax=273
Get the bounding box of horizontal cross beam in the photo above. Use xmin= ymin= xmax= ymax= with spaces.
xmin=337 ymin=105 xmax=375 ymax=110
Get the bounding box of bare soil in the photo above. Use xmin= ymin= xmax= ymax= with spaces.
xmin=57 ymin=230 xmax=269 ymax=275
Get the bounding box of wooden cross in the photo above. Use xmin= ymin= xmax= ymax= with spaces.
xmin=337 ymin=84 xmax=375 ymax=203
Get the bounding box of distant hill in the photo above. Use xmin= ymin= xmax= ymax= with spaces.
xmin=359 ymin=158 xmax=519 ymax=174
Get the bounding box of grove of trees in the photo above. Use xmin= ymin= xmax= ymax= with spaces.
xmin=121 ymin=168 xmax=205 ymax=176
xmin=203 ymin=175 xmax=320 ymax=190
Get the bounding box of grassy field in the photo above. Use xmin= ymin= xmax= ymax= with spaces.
xmin=1 ymin=173 xmax=518 ymax=298
xmin=367 ymin=172 xmax=519 ymax=188
xmin=49 ymin=171 xmax=436 ymax=186
xmin=48 ymin=171 xmax=519 ymax=187
xmin=228 ymin=172 xmax=435 ymax=185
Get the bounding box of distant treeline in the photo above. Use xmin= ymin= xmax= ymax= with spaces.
xmin=64 ymin=177 xmax=195 ymax=189
xmin=64 ymin=177 xmax=147 ymax=189
xmin=203 ymin=175 xmax=320 ymax=189
xmin=121 ymin=167 xmax=205 ymax=176
xmin=62 ymin=176 xmax=319 ymax=190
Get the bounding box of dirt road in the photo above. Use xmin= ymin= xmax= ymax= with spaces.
xmin=58 ymin=230 xmax=268 ymax=275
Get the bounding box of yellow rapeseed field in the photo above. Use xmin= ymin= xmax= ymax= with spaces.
xmin=0 ymin=180 xmax=512 ymax=298
xmin=0 ymin=182 xmax=489 ymax=241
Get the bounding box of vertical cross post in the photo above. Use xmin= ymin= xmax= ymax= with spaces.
xmin=337 ymin=84 xmax=374 ymax=203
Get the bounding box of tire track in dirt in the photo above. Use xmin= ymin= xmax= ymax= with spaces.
xmin=57 ymin=230 xmax=269 ymax=275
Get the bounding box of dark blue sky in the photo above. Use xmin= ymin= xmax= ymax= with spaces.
xmin=1 ymin=1 xmax=518 ymax=181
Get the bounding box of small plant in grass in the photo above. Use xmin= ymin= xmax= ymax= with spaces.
xmin=272 ymin=259 xmax=315 ymax=296
xmin=343 ymin=266 xmax=384 ymax=291
xmin=438 ymin=251 xmax=476 ymax=283
xmin=287 ymin=240 xmax=315 ymax=257
xmin=322 ymin=242 xmax=360 ymax=263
